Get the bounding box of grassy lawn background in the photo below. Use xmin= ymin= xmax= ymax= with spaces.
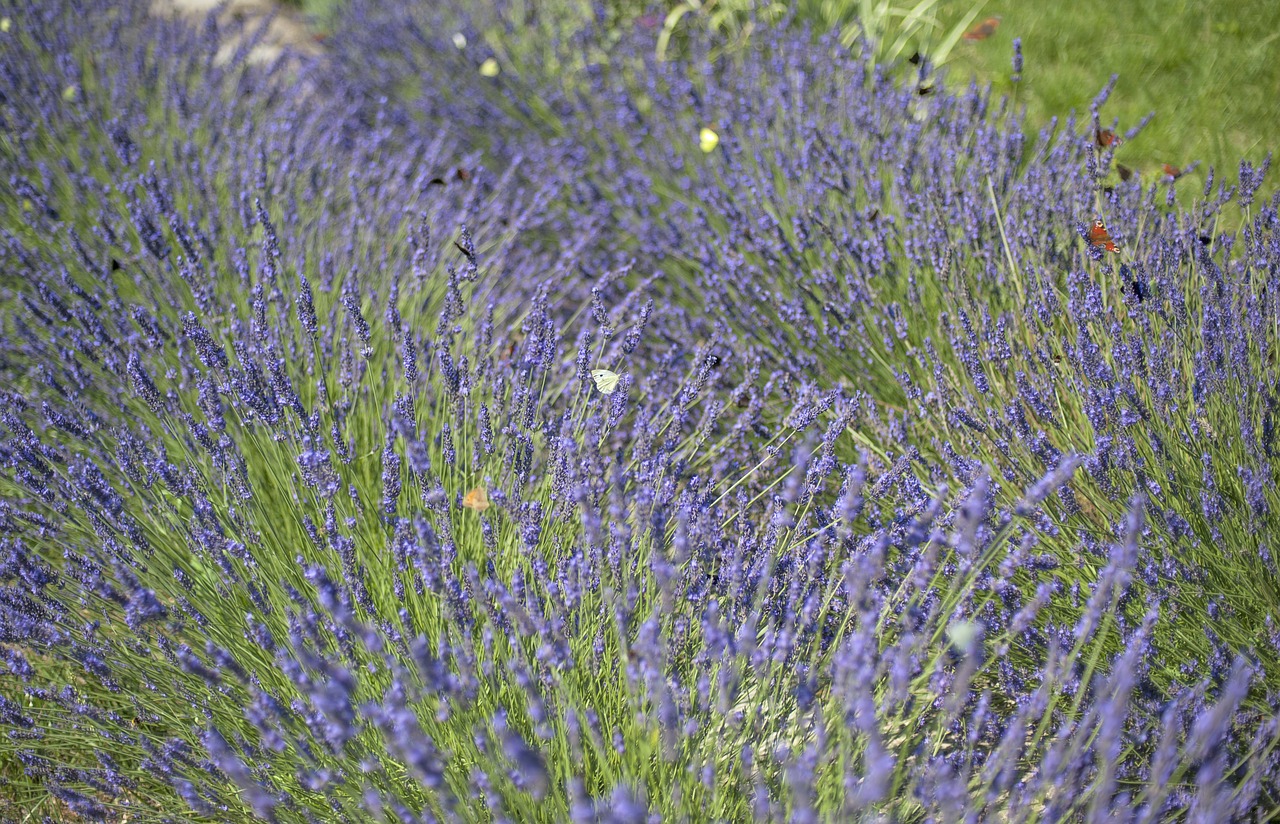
xmin=296 ymin=0 xmax=1278 ymax=193
xmin=941 ymin=0 xmax=1278 ymax=189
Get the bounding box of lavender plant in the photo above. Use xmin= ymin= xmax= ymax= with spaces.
xmin=330 ymin=0 xmax=1280 ymax=711
xmin=265 ymin=0 xmax=1280 ymax=812
xmin=1 ymin=0 xmax=1279 ymax=822
xmin=566 ymin=33 xmax=1280 ymax=709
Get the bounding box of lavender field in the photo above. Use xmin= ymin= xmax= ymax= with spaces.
xmin=1 ymin=0 xmax=1278 ymax=821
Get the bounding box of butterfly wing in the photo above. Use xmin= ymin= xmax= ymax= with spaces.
xmin=590 ymin=369 xmax=620 ymax=395
xmin=963 ymin=17 xmax=1000 ymax=40
xmin=1088 ymin=219 xmax=1120 ymax=254
xmin=462 ymin=487 xmax=490 ymax=511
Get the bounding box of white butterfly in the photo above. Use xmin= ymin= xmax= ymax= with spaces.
xmin=589 ymin=369 xmax=621 ymax=395
xmin=946 ymin=620 xmax=984 ymax=655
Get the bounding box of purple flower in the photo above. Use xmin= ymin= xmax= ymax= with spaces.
xmin=0 ymin=4 xmax=1274 ymax=821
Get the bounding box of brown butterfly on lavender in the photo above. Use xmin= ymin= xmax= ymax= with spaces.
xmin=1085 ymin=218 xmax=1120 ymax=254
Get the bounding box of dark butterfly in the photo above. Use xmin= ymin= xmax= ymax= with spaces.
xmin=110 ymin=258 xmax=123 ymax=271
xmin=427 ymin=177 xmax=447 ymax=187
xmin=907 ymin=51 xmax=923 ymax=65
xmin=1131 ymin=278 xmax=1147 ymax=303
xmin=1095 ymin=129 xmax=1122 ymax=148
xmin=963 ymin=16 xmax=1000 ymax=40
xmin=916 ymin=84 xmax=936 ymax=97
xmin=1116 ymin=164 xmax=1135 ymax=181
xmin=456 ymin=167 xmax=472 ymax=182
xmin=1086 ymin=218 xmax=1120 ymax=254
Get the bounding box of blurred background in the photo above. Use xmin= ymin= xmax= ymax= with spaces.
xmin=271 ymin=0 xmax=1278 ymax=191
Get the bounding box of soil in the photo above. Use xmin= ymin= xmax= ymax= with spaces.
xmin=149 ymin=0 xmax=323 ymax=65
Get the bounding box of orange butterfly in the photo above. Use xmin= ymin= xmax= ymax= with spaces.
xmin=1162 ymin=164 xmax=1184 ymax=181
xmin=1095 ymin=129 xmax=1122 ymax=148
xmin=1087 ymin=219 xmax=1120 ymax=254
xmin=963 ymin=16 xmax=1001 ymax=40
xmin=462 ymin=487 xmax=490 ymax=511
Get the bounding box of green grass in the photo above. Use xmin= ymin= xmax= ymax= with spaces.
xmin=940 ymin=0 xmax=1278 ymax=191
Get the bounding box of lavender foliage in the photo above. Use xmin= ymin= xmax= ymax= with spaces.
xmin=0 ymin=0 xmax=1278 ymax=821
